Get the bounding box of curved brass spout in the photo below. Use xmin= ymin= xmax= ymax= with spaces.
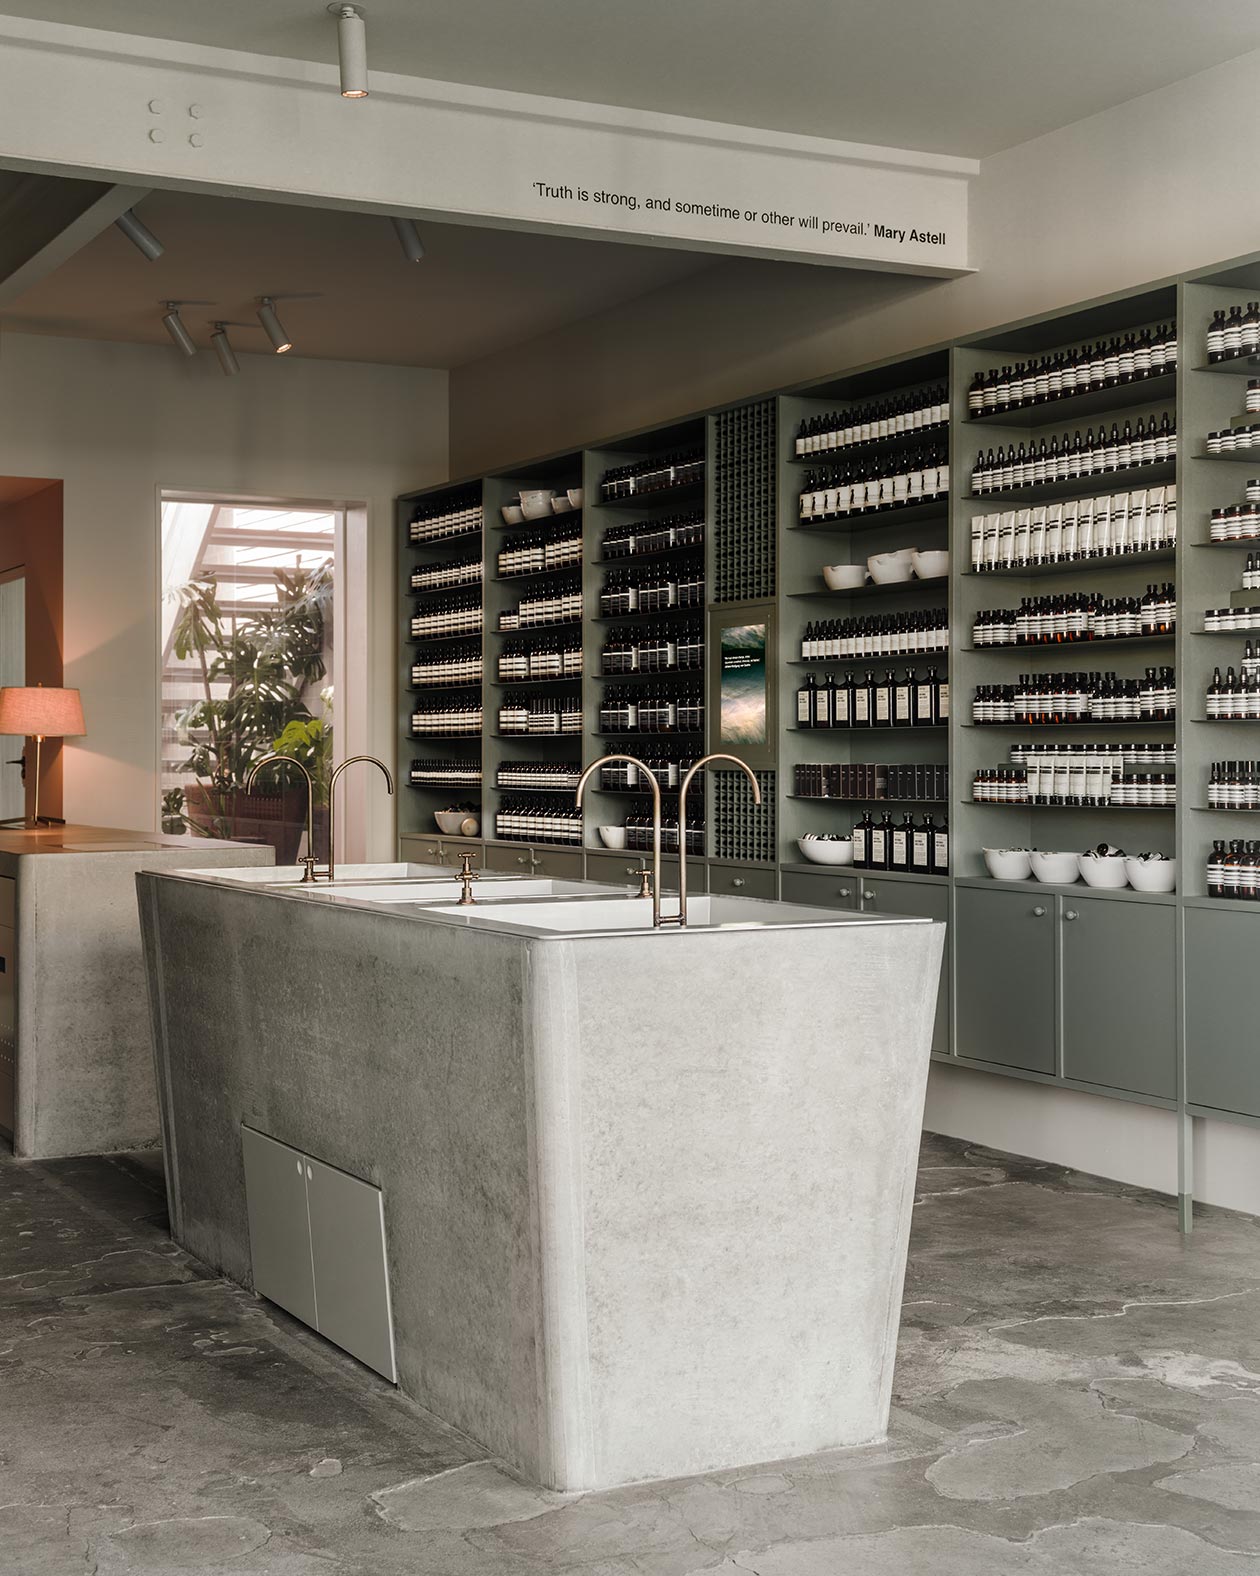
xmin=247 ymin=753 xmax=321 ymax=882
xmin=673 ymin=754 xmax=762 ymax=927
xmin=576 ymin=754 xmax=662 ymax=927
xmin=327 ymin=755 xmax=394 ymax=883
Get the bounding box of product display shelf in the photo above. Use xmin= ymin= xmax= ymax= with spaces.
xmin=965 ymin=632 xmax=1176 ymax=653
xmin=787 ymin=575 xmax=949 ymax=600
xmin=963 ymin=458 xmax=1176 ymax=507
xmin=584 ymin=421 xmax=709 ymax=858
xmin=1179 ymin=271 xmax=1260 ymax=904
xmin=397 ymin=479 xmax=486 ymax=843
xmin=779 ymin=353 xmax=951 ymax=870
xmin=966 ymin=546 xmax=1176 ymax=578
xmin=950 ymin=291 xmax=1181 ymax=935
xmin=781 ymin=861 xmax=949 ymax=885
xmin=1196 ymin=450 xmax=1260 ymax=464
xmin=394 ymin=248 xmax=1260 ymax=1196
xmin=968 ymin=369 xmax=1178 ymax=427
xmin=481 ymin=460 xmax=586 ymax=851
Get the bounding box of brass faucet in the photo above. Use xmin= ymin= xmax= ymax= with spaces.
xmin=455 ymin=850 xmax=479 ymax=905
xmin=671 ymin=754 xmax=762 ymax=927
xmin=576 ymin=754 xmax=663 ymax=927
xmin=246 ymin=752 xmax=394 ymax=883
xmin=246 ymin=754 xmax=322 ymax=882
xmin=326 ymin=755 xmax=394 ymax=883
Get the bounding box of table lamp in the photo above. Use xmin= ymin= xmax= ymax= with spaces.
xmin=0 ymin=684 xmax=86 ymax=828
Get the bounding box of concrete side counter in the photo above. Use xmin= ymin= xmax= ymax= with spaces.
xmin=1 ymin=826 xmax=272 ymax=1158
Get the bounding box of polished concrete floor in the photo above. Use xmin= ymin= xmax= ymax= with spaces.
xmin=4 ymin=1137 xmax=1260 ymax=1575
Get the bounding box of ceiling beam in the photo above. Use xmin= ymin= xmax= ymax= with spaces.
xmin=0 ymin=173 xmax=151 ymax=307
xmin=0 ymin=13 xmax=973 ymax=277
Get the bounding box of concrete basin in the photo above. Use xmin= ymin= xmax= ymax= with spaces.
xmin=419 ymin=892 xmax=923 ymax=935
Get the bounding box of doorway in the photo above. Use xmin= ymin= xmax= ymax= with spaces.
xmin=160 ymin=496 xmax=342 ymax=863
xmin=0 ymin=573 xmax=24 ymax=823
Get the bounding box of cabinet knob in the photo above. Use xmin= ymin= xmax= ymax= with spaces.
xmin=625 ymin=864 xmax=640 ymax=876
xmin=1064 ymin=909 xmax=1079 ymax=921
xmin=732 ymin=877 xmax=746 ymax=888
xmin=863 ymin=889 xmax=876 ymax=901
xmin=1032 ymin=905 xmax=1046 ymax=917
xmin=837 ymin=886 xmax=851 ymax=897
xmin=517 ymin=855 xmax=529 ymax=866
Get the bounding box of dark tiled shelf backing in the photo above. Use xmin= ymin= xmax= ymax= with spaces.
xmin=966 ymin=632 xmax=1176 ymax=653
xmin=788 ymin=575 xmax=949 ymax=601
xmin=788 ymin=418 xmax=950 ymax=463
xmin=967 ymin=370 xmax=1177 ymax=427
xmin=795 ymin=494 xmax=948 ymax=531
xmin=965 ymin=457 xmax=1176 ymax=505
xmin=967 ymin=545 xmax=1175 ymax=578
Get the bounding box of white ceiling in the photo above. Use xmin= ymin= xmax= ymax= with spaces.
xmin=0 ymin=189 xmax=717 ymax=368
xmin=2 ymin=0 xmax=1260 ymax=156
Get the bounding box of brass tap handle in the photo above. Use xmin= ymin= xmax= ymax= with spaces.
xmin=635 ymin=869 xmax=653 ymax=901
xmin=456 ymin=851 xmax=479 ymax=906
xmin=299 ymin=855 xmax=321 ymax=884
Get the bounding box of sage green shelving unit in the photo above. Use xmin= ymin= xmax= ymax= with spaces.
xmin=396 ymin=245 xmax=1260 ymax=1228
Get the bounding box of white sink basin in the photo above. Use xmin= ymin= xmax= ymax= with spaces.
xmin=182 ymin=861 xmax=446 ymax=885
xmin=420 ymin=894 xmax=928 ymax=935
xmin=294 ymin=878 xmax=605 ymax=903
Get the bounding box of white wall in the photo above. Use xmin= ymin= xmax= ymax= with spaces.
xmin=0 ymin=333 xmax=447 ymax=851
xmin=449 ymin=44 xmax=1260 ymax=472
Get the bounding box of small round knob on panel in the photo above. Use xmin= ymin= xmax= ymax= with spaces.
xmin=1065 ymin=909 xmax=1079 ymax=921
xmin=733 ymin=877 xmax=745 ymax=888
xmin=1032 ymin=905 xmax=1046 ymax=917
xmin=864 ymin=889 xmax=876 ymax=901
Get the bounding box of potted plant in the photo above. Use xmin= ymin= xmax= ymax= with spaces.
xmin=169 ymin=565 xmax=332 ymax=860
xmin=161 ymin=786 xmax=186 ymax=836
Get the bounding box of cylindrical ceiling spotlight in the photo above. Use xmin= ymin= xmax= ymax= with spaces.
xmin=161 ymin=301 xmax=197 ymax=357
xmin=116 ymin=209 xmax=164 ymax=261
xmin=256 ymin=297 xmax=293 ymax=354
xmin=328 ymin=3 xmax=368 ymax=98
xmin=210 ymin=322 xmax=239 ymax=376
xmin=391 ymin=217 xmax=425 ymax=262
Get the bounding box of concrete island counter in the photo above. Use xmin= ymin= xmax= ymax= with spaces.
xmin=137 ymin=863 xmax=944 ymax=1491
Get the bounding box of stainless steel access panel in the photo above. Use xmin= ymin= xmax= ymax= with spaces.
xmin=241 ymin=1126 xmax=396 ymax=1382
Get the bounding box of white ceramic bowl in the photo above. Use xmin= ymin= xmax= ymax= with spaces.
xmin=434 ymin=810 xmax=480 ymax=837
xmin=822 ymin=563 xmax=867 ymax=591
xmin=567 ymin=487 xmax=584 ymax=509
xmin=1125 ymin=856 xmax=1176 ymax=893
xmin=1030 ymin=850 xmax=1081 ymax=885
xmin=598 ymin=825 xmax=627 ymax=850
xmin=797 ymin=836 xmax=854 ymax=866
xmin=520 ymin=489 xmax=556 ymax=520
xmin=983 ymin=846 xmax=1033 ymax=881
xmin=501 ymin=504 xmax=525 ymax=525
xmin=1078 ymin=853 xmax=1129 ymax=889
xmin=867 ymin=548 xmax=916 ymax=585
xmin=550 ymin=495 xmax=574 ymax=514
xmin=911 ymin=549 xmax=950 ymax=580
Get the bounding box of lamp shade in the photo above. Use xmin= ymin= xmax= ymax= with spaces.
xmin=0 ymin=686 xmax=86 ymax=738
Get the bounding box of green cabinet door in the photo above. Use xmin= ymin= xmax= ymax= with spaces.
xmin=858 ymin=877 xmax=950 ymax=1057
xmin=955 ymin=885 xmax=1056 ymax=1074
xmin=1185 ymin=905 xmax=1260 ymax=1119
xmin=1060 ymin=896 xmax=1176 ymax=1100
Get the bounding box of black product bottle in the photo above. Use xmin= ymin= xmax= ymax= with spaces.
xmin=931 ymin=816 xmax=949 ymax=875
xmin=797 ymin=673 xmax=816 ymax=728
xmin=812 ymin=670 xmax=833 ymax=729
xmin=853 ymin=811 xmax=872 ymax=868
xmin=852 ymin=670 xmax=873 ymax=728
xmin=894 ymin=670 xmax=914 ymax=726
xmin=869 ymin=812 xmax=893 ymax=871
xmin=912 ymin=816 xmax=932 ymax=875
xmin=873 ymin=669 xmax=894 ymax=728
xmin=890 ymin=812 xmax=915 ymax=872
